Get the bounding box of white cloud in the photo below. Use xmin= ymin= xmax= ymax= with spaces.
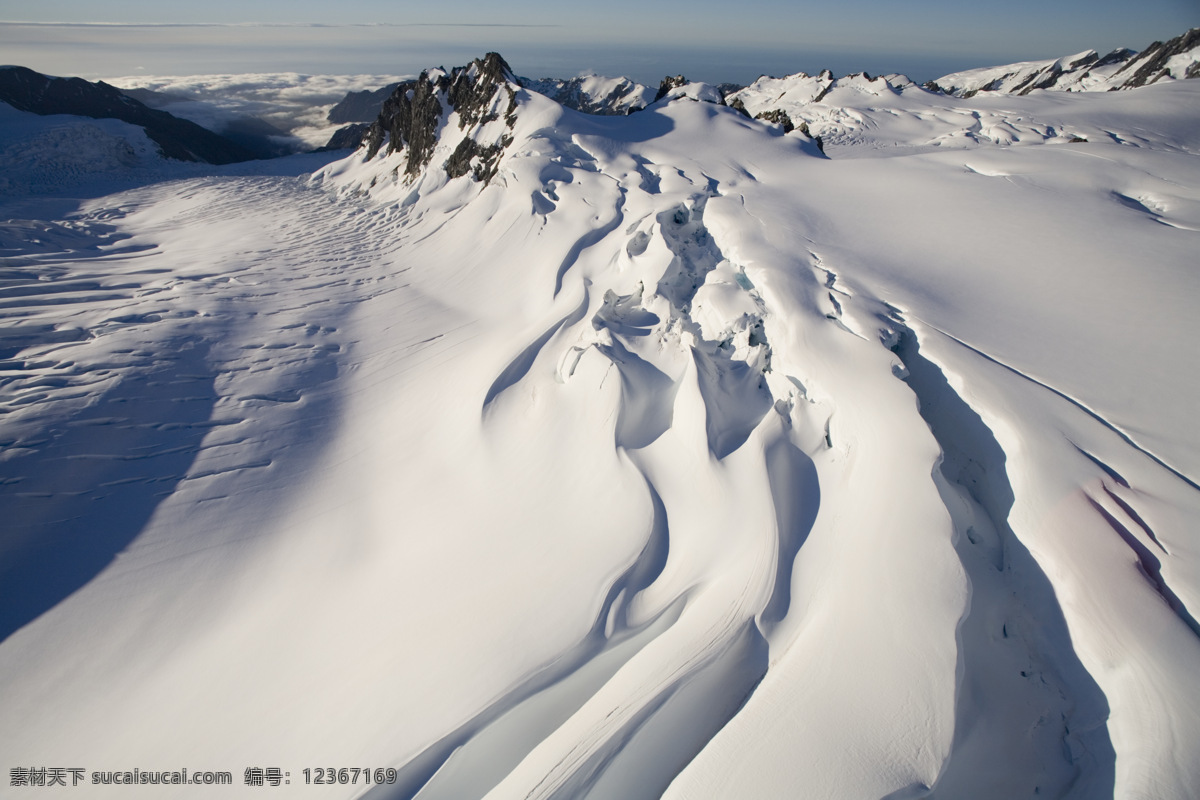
xmin=107 ymin=72 xmax=410 ymax=149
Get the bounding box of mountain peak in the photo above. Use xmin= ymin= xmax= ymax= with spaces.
xmin=363 ymin=53 xmax=519 ymax=183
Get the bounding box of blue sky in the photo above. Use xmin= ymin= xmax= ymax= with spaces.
xmin=2 ymin=1 xmax=1197 ymax=84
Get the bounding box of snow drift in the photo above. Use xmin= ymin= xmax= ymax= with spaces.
xmin=1 ymin=49 xmax=1199 ymax=800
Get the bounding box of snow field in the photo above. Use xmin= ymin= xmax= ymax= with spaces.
xmin=1 ymin=65 xmax=1198 ymax=799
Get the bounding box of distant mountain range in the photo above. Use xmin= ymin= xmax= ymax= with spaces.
xmin=1 ymin=26 xmax=1196 ymax=169
xmin=929 ymin=27 xmax=1200 ymax=96
xmin=318 ymin=27 xmax=1198 ymax=149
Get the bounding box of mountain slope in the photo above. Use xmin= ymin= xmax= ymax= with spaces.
xmin=0 ymin=65 xmax=258 ymax=164
xmin=519 ymin=74 xmax=654 ymax=115
xmin=327 ymin=71 xmax=655 ymax=126
xmin=1 ymin=53 xmax=1198 ymax=800
xmin=327 ymin=82 xmax=404 ymax=123
xmin=931 ymin=27 xmax=1200 ymax=96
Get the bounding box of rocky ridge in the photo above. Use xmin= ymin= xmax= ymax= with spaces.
xmin=929 ymin=27 xmax=1200 ymax=97
xmin=518 ymin=74 xmax=653 ymax=115
xmin=361 ymin=52 xmax=518 ymax=183
xmin=0 ymin=66 xmax=258 ymax=164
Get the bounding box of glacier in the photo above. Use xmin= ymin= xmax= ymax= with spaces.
xmin=1 ymin=51 xmax=1199 ymax=800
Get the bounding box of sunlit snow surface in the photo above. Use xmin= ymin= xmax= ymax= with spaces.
xmin=2 ymin=75 xmax=1199 ymax=799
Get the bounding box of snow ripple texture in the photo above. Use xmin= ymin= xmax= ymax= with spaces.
xmin=1 ymin=69 xmax=1199 ymax=800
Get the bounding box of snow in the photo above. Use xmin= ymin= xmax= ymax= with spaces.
xmin=931 ymin=32 xmax=1200 ymax=97
xmin=658 ymin=82 xmax=725 ymax=105
xmin=934 ymin=51 xmax=1105 ymax=95
xmin=729 ymin=74 xmax=1200 ymax=157
xmin=0 ymin=102 xmax=347 ymax=196
xmin=520 ymin=73 xmax=654 ymax=116
xmin=0 ymin=103 xmax=167 ymax=195
xmin=2 ymin=61 xmax=1199 ymax=800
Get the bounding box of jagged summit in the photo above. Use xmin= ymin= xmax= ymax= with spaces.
xmin=324 ymin=53 xmax=827 ymax=205
xmin=362 ymin=52 xmax=518 ymax=183
xmin=654 ymin=74 xmax=689 ymax=102
xmin=1111 ymin=27 xmax=1200 ymax=89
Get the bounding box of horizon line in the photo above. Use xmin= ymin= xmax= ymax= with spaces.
xmin=0 ymin=21 xmax=562 ymax=29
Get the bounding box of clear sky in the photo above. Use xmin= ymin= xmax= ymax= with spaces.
xmin=2 ymin=0 xmax=1197 ymax=84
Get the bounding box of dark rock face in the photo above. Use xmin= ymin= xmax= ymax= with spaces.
xmin=754 ymin=109 xmax=794 ymax=133
xmin=0 ymin=66 xmax=257 ymax=164
xmin=654 ymin=75 xmax=688 ymax=102
xmin=328 ymin=83 xmax=402 ymax=124
xmin=1002 ymin=50 xmax=1129 ymax=95
xmin=928 ymin=27 xmax=1197 ymax=98
xmin=1096 ymin=47 xmax=1138 ymax=69
xmin=448 ymin=52 xmax=518 ymax=130
xmin=444 ymin=138 xmax=508 ymax=182
xmin=726 ymin=96 xmax=752 ymax=118
xmin=319 ymin=123 xmax=371 ymax=151
xmin=364 ymin=74 xmax=446 ymax=173
xmin=1111 ymin=27 xmax=1200 ymax=90
xmin=119 ymin=86 xmax=195 ymax=106
xmin=363 ymin=53 xmax=518 ymax=184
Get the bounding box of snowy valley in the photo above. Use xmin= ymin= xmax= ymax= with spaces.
xmin=2 ymin=31 xmax=1200 ymax=800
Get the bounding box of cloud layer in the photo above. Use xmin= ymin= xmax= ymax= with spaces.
xmin=107 ymin=73 xmax=410 ymax=150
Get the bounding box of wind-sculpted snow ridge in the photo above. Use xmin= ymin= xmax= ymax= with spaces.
xmin=2 ymin=53 xmax=1200 ymax=800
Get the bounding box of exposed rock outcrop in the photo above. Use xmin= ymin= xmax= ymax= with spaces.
xmin=1109 ymin=27 xmax=1200 ymax=90
xmin=362 ymin=53 xmax=518 ymax=183
xmin=930 ymin=28 xmax=1199 ymax=97
xmin=319 ymin=123 xmax=371 ymax=151
xmin=654 ymin=75 xmax=688 ymax=102
xmin=754 ymin=108 xmax=794 ymax=133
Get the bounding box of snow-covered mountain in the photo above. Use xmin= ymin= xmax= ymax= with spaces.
xmin=326 ymin=71 xmax=654 ymax=128
xmin=118 ymin=85 xmax=299 ymax=159
xmin=519 ymin=73 xmax=654 ymax=115
xmin=0 ymin=65 xmax=258 ymax=164
xmin=931 ymin=27 xmax=1200 ymax=96
xmin=2 ymin=44 xmax=1200 ymax=800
